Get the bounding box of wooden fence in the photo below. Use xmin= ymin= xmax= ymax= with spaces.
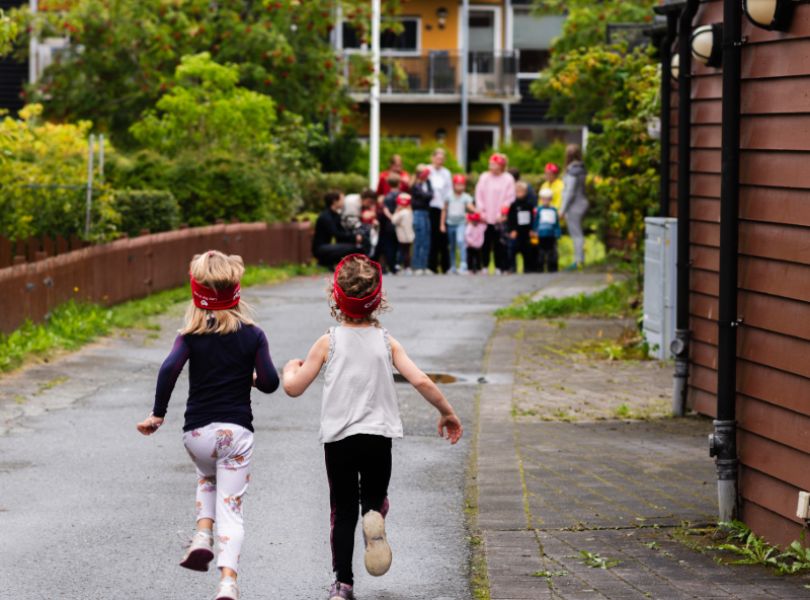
xmin=0 ymin=222 xmax=312 ymax=334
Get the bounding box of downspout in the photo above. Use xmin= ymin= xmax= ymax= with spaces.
xmin=671 ymin=0 xmax=700 ymax=417
xmin=708 ymin=0 xmax=742 ymax=524
xmin=653 ymin=7 xmax=680 ymax=217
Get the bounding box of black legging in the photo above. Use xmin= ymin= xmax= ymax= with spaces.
xmin=325 ymin=434 xmax=392 ymax=586
xmin=482 ymin=224 xmax=507 ymax=272
xmin=428 ymin=207 xmax=450 ymax=273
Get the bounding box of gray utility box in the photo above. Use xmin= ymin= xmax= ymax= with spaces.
xmin=643 ymin=217 xmax=678 ymax=360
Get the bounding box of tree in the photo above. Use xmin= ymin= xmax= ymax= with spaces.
xmin=116 ymin=53 xmax=321 ymax=225
xmin=531 ymin=0 xmax=660 ymax=253
xmin=18 ymin=0 xmax=391 ymax=143
xmin=0 ymin=9 xmax=19 ymax=56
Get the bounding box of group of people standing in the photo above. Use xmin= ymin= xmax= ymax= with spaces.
xmin=312 ymin=144 xmax=590 ymax=275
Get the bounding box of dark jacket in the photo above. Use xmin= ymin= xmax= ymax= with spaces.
xmin=410 ymin=179 xmax=433 ymax=212
xmin=507 ymin=197 xmax=536 ymax=238
xmin=313 ymin=209 xmax=355 ymax=254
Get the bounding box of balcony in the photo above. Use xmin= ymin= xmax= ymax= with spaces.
xmin=342 ymin=50 xmax=521 ymax=104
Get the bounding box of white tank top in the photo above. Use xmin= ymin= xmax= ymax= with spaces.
xmin=319 ymin=326 xmax=404 ymax=444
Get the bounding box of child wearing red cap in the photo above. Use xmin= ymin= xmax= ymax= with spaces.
xmin=441 ymin=174 xmax=474 ymax=274
xmin=282 ymin=255 xmax=463 ymax=600
xmin=136 ymin=250 xmax=280 ymax=600
xmin=464 ymin=212 xmax=487 ymax=274
xmin=541 ymin=162 xmax=564 ymax=212
xmin=391 ymin=193 xmax=415 ymax=274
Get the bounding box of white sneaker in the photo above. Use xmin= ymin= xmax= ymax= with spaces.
xmin=215 ymin=577 xmax=240 ymax=600
xmin=362 ymin=510 xmax=392 ymax=576
xmin=414 ymin=269 xmax=424 ymax=276
xmin=179 ymin=530 xmax=214 ymax=572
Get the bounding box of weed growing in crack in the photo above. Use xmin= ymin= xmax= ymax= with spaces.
xmin=579 ymin=550 xmax=620 ymax=569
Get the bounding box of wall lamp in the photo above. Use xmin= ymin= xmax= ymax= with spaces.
xmin=437 ymin=7 xmax=448 ymax=30
xmin=744 ymin=0 xmax=796 ymax=31
xmin=692 ymin=23 xmax=723 ymax=68
xmin=671 ymin=52 xmax=680 ymax=80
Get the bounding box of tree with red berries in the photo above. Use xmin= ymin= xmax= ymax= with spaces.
xmin=18 ymin=0 xmax=398 ymax=145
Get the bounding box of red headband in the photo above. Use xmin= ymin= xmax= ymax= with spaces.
xmin=190 ymin=276 xmax=241 ymax=311
xmin=333 ymin=254 xmax=383 ymax=319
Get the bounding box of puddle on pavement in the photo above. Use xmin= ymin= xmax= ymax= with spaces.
xmin=392 ymin=372 xmax=511 ymax=385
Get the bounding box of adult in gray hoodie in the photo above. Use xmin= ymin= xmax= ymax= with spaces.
xmin=561 ymin=144 xmax=589 ymax=268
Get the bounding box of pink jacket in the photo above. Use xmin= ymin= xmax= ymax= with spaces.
xmin=465 ymin=222 xmax=487 ymax=249
xmin=475 ymin=172 xmax=516 ymax=225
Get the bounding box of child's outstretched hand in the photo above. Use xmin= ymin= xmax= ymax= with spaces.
xmin=136 ymin=414 xmax=164 ymax=436
xmin=438 ymin=412 xmax=463 ymax=444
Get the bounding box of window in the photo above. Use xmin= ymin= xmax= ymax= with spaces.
xmin=342 ymin=17 xmax=420 ymax=53
xmin=513 ymin=10 xmax=564 ymax=73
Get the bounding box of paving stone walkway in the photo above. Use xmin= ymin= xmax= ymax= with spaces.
xmin=476 ymin=317 xmax=810 ymax=600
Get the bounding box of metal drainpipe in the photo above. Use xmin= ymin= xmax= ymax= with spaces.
xmin=708 ymin=0 xmax=742 ymax=525
xmin=654 ymin=8 xmax=680 ymax=218
xmin=671 ymin=0 xmax=700 ymax=418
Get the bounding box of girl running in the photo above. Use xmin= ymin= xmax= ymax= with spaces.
xmin=282 ymin=254 xmax=463 ymax=600
xmin=136 ymin=250 xmax=279 ymax=600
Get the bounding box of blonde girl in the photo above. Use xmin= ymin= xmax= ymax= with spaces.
xmin=282 ymin=254 xmax=463 ymax=600
xmin=136 ymin=250 xmax=279 ymax=600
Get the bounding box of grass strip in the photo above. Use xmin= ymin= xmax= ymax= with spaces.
xmin=0 ymin=263 xmax=323 ymax=374
xmin=495 ymin=278 xmax=639 ymax=321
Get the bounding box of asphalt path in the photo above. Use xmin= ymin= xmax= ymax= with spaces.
xmin=0 ymin=272 xmax=554 ymax=599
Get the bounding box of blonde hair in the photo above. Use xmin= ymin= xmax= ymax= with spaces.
xmin=329 ymin=256 xmax=389 ymax=326
xmin=180 ymin=250 xmax=255 ymax=335
xmin=516 ymin=181 xmax=529 ymax=194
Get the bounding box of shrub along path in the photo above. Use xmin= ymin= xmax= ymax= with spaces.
xmin=477 ymin=310 xmax=810 ymax=599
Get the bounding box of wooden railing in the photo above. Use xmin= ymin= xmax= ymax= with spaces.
xmin=0 ymin=222 xmax=313 ymax=333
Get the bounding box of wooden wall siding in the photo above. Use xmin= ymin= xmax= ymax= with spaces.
xmin=672 ymin=0 xmax=810 ymax=547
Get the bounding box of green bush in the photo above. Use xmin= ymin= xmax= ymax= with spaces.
xmin=350 ymin=138 xmax=463 ymax=177
xmin=114 ymin=190 xmax=180 ymax=236
xmin=0 ymin=104 xmax=120 ymax=242
xmin=470 ymin=141 xmax=567 ymax=175
xmin=300 ymin=172 xmax=369 ymax=213
xmin=108 ymin=150 xmax=301 ymax=226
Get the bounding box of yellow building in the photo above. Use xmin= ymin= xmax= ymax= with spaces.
xmin=336 ymin=0 xmax=579 ymax=167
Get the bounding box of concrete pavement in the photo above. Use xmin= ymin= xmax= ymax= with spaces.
xmin=0 ymin=271 xmax=557 ymax=599
xmin=478 ymin=317 xmax=810 ymax=599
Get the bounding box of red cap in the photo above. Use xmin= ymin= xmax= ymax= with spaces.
xmin=467 ymin=212 xmax=481 ymax=223
xmin=396 ymin=193 xmax=412 ymax=207
xmin=545 ymin=162 xmax=560 ymax=175
xmin=452 ymin=174 xmax=467 ymax=186
xmin=489 ymin=153 xmax=507 ymax=167
xmin=333 ymin=254 xmax=383 ymax=319
xmin=417 ymin=167 xmax=430 ymax=181
xmin=190 ymin=276 xmax=241 ymax=311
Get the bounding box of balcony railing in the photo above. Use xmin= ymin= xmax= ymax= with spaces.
xmin=342 ymin=50 xmax=520 ymax=99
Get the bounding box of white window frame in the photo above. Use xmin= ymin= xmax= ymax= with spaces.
xmin=458 ymin=5 xmax=503 ymax=53
xmin=341 ymin=16 xmax=422 ymax=57
xmin=457 ymin=124 xmax=501 ymax=162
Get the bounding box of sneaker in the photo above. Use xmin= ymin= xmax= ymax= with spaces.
xmin=362 ymin=510 xmax=392 ymax=576
xmin=179 ymin=530 xmax=214 ymax=572
xmin=215 ymin=577 xmax=240 ymax=600
xmin=328 ymin=581 xmax=355 ymax=600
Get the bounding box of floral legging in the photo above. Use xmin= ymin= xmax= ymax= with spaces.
xmin=183 ymin=422 xmax=254 ymax=573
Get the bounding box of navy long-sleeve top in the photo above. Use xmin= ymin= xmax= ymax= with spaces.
xmin=152 ymin=325 xmax=279 ymax=432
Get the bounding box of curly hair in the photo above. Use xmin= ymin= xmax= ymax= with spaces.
xmin=329 ymin=255 xmax=389 ymax=326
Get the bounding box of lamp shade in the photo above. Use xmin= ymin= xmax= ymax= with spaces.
xmin=671 ymin=53 xmax=680 ymax=80
xmin=744 ymin=0 xmax=795 ymax=31
xmin=691 ymin=24 xmax=723 ymax=68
